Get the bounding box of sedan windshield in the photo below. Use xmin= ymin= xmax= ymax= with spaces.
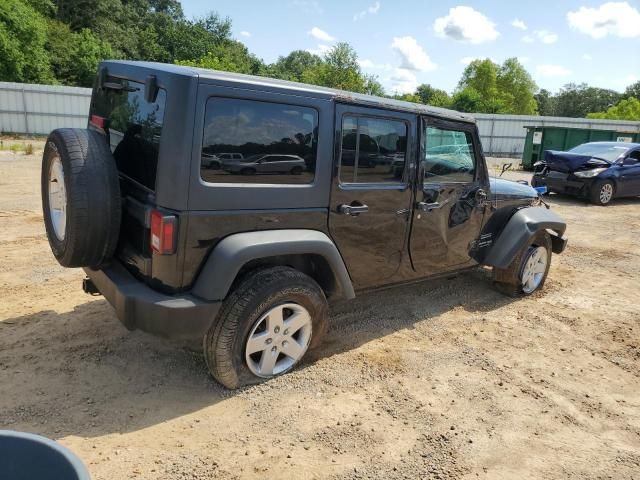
xmin=568 ymin=144 xmax=630 ymax=162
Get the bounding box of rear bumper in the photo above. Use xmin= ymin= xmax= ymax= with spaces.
xmin=532 ymin=173 xmax=593 ymax=197
xmin=83 ymin=262 xmax=221 ymax=341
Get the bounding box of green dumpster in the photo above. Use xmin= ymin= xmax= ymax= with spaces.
xmin=522 ymin=126 xmax=640 ymax=170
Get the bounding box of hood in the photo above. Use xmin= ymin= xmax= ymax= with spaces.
xmin=543 ymin=150 xmax=610 ymax=173
xmin=490 ymin=177 xmax=538 ymax=200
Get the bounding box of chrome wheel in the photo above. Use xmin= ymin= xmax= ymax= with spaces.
xmin=599 ymin=183 xmax=613 ymax=204
xmin=520 ymin=246 xmax=548 ymax=294
xmin=245 ymin=303 xmax=312 ymax=378
xmin=48 ymin=155 xmax=67 ymax=241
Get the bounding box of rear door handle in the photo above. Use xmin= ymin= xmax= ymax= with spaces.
xmin=417 ymin=199 xmax=449 ymax=212
xmin=338 ymin=203 xmax=369 ymax=216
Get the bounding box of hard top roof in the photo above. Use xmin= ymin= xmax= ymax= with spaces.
xmin=103 ymin=60 xmax=475 ymax=124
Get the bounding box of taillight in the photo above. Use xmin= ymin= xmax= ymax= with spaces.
xmin=150 ymin=209 xmax=177 ymax=255
xmin=90 ymin=114 xmax=106 ymax=129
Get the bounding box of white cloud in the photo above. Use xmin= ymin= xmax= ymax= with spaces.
xmin=306 ymin=44 xmax=332 ymax=56
xmin=568 ymin=2 xmax=640 ymax=39
xmin=388 ymin=69 xmax=419 ymax=95
xmin=582 ymin=53 xmax=593 ymax=61
xmin=391 ymin=36 xmax=437 ymax=72
xmin=434 ymin=6 xmax=499 ymax=44
xmin=291 ymin=0 xmax=323 ymax=14
xmin=308 ymin=27 xmax=335 ymax=42
xmin=537 ymin=64 xmax=572 ymax=77
xmin=522 ymin=30 xmax=558 ymax=44
xmin=518 ymin=56 xmax=531 ymax=65
xmin=354 ymin=1 xmax=380 ymax=21
xmin=358 ymin=59 xmax=392 ymax=70
xmin=239 ymin=31 xmax=251 ymax=37
xmin=535 ymin=30 xmax=558 ymax=44
xmin=511 ymin=18 xmax=527 ymax=30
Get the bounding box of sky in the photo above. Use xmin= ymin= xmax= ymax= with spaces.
xmin=181 ymin=0 xmax=640 ymax=95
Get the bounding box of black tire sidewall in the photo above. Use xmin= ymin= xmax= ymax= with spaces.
xmin=205 ymin=267 xmax=328 ymax=389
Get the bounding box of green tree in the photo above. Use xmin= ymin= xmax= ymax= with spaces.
xmin=535 ymin=89 xmax=556 ymax=116
xmin=47 ymin=21 xmax=114 ymax=86
xmin=301 ymin=43 xmax=374 ymax=93
xmin=458 ymin=59 xmax=500 ymax=100
xmin=0 ymin=0 xmax=54 ymax=83
xmin=268 ymin=50 xmax=322 ymax=82
xmin=415 ymin=84 xmax=451 ymax=108
xmin=624 ymin=81 xmax=640 ymax=99
xmin=554 ymin=83 xmax=622 ymax=118
xmin=177 ymin=40 xmax=263 ymax=75
xmin=497 ymin=58 xmax=537 ymax=115
xmin=587 ymin=97 xmax=640 ymax=120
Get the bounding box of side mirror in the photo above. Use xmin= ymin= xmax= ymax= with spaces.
xmin=623 ymin=157 xmax=639 ymax=166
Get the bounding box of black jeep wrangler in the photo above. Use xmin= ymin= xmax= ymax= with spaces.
xmin=41 ymin=61 xmax=567 ymax=389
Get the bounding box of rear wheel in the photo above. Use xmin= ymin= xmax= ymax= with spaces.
xmin=590 ymin=179 xmax=614 ymax=206
xmin=493 ymin=231 xmax=552 ymax=297
xmin=204 ymin=267 xmax=328 ymax=389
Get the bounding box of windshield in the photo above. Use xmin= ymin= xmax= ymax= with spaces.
xmin=568 ymin=144 xmax=629 ymax=162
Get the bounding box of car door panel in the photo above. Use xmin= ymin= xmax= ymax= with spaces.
xmin=328 ymin=104 xmax=416 ymax=290
xmin=618 ymin=149 xmax=640 ymax=196
xmin=409 ymin=117 xmax=488 ymax=275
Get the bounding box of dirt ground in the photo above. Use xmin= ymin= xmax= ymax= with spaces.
xmin=1 ymin=143 xmax=639 ymax=480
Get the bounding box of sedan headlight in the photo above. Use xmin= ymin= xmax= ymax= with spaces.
xmin=574 ymin=168 xmax=607 ymax=178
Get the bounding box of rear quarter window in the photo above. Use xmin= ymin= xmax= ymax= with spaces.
xmin=90 ymin=78 xmax=166 ymax=191
xmin=200 ymin=98 xmax=318 ymax=185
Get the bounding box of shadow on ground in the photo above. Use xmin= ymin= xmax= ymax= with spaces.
xmin=0 ymin=268 xmax=517 ymax=440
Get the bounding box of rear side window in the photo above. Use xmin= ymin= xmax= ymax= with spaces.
xmin=339 ymin=115 xmax=407 ymax=184
xmin=423 ymin=126 xmax=475 ymax=183
xmin=90 ymin=78 xmax=166 ymax=190
xmin=200 ymin=98 xmax=318 ymax=185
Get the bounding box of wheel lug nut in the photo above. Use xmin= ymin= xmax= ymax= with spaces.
xmin=283 ymin=329 xmax=289 ymax=335
xmin=274 ymin=326 xmax=280 ymax=334
xmin=282 ymin=340 xmax=288 ymax=347
xmin=271 ymin=346 xmax=277 ymax=352
xmin=265 ymin=338 xmax=272 ymax=345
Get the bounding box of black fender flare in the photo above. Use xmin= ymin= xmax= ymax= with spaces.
xmin=482 ymin=207 xmax=567 ymax=269
xmin=192 ymin=229 xmax=355 ymax=301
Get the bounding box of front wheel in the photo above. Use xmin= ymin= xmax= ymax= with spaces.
xmin=492 ymin=231 xmax=552 ymax=297
xmin=590 ymin=179 xmax=614 ymax=206
xmin=204 ymin=267 xmax=328 ymax=389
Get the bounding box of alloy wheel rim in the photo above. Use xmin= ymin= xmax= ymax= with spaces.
xmin=599 ymin=184 xmax=613 ymax=204
xmin=520 ymin=246 xmax=548 ymax=294
xmin=48 ymin=155 xmax=67 ymax=241
xmin=245 ymin=303 xmax=312 ymax=378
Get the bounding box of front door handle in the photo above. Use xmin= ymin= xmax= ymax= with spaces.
xmin=417 ymin=198 xmax=449 ymax=212
xmin=338 ymin=203 xmax=369 ymax=216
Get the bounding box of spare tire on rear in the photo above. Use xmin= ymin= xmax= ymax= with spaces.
xmin=41 ymin=128 xmax=121 ymax=268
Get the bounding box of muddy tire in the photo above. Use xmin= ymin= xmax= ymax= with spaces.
xmin=493 ymin=231 xmax=552 ymax=297
xmin=589 ymin=179 xmax=614 ymax=206
xmin=41 ymin=128 xmax=121 ymax=268
xmin=204 ymin=267 xmax=329 ymax=389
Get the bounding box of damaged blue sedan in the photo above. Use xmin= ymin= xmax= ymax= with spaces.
xmin=532 ymin=142 xmax=640 ymax=205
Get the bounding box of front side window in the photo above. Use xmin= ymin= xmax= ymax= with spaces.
xmin=200 ymin=98 xmax=318 ymax=185
xmin=339 ymin=116 xmax=407 ymax=184
xmin=423 ymin=126 xmax=476 ymax=183
xmin=90 ymin=78 xmax=166 ymax=190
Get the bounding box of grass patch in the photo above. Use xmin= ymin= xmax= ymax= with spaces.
xmin=0 ymin=141 xmax=35 ymax=154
